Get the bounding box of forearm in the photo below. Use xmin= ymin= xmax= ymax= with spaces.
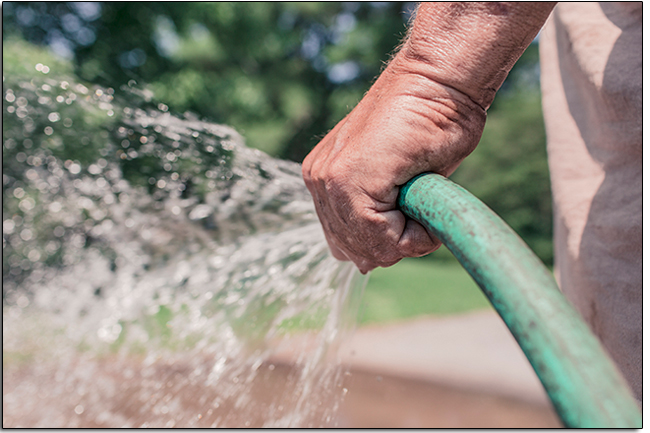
xmin=394 ymin=2 xmax=556 ymax=109
xmin=302 ymin=2 xmax=557 ymax=272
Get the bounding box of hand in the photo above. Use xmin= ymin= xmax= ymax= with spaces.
xmin=302 ymin=52 xmax=486 ymax=273
xmin=302 ymin=2 xmax=554 ymax=274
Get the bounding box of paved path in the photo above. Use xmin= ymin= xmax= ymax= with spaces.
xmin=338 ymin=309 xmax=550 ymax=405
xmin=272 ymin=308 xmax=551 ymax=406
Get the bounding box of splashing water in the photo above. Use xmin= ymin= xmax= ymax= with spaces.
xmin=3 ymin=59 xmax=368 ymax=428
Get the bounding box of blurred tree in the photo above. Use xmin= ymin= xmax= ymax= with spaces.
xmin=3 ymin=2 xmax=416 ymax=159
xmin=3 ymin=2 xmax=553 ymax=263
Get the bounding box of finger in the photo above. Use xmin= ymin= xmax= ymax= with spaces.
xmin=312 ymin=198 xmax=351 ymax=263
xmin=356 ymin=258 xmax=376 ymax=275
xmin=397 ymin=218 xmax=441 ymax=257
xmin=325 ymin=235 xmax=350 ymax=261
xmin=376 ymin=208 xmax=406 ymax=242
xmin=326 ymin=230 xmax=378 ymax=274
xmin=302 ymin=115 xmax=350 ymax=184
xmin=310 ymin=191 xmax=367 ymax=268
xmin=319 ymin=206 xmax=391 ymax=274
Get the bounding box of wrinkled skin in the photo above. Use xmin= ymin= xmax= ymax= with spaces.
xmin=302 ymin=2 xmax=556 ymax=274
xmin=302 ymin=55 xmax=486 ymax=273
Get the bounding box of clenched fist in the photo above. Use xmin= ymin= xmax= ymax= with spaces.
xmin=302 ymin=2 xmax=555 ymax=273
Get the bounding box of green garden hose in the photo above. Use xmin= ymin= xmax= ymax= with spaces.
xmin=397 ymin=173 xmax=641 ymax=428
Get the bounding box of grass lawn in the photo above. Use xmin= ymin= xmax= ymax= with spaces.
xmin=357 ymin=255 xmax=493 ymax=325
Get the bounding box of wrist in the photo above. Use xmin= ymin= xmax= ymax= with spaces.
xmin=395 ymin=2 xmax=555 ymax=110
xmin=353 ymin=55 xmax=488 ymax=181
xmin=387 ymin=48 xmax=487 ymax=121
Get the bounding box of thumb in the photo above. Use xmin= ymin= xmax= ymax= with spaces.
xmin=397 ymin=218 xmax=441 ymax=257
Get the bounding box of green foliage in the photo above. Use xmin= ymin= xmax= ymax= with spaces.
xmin=360 ymin=257 xmax=491 ymax=324
xmin=2 ymin=40 xmax=240 ymax=288
xmin=3 ymin=2 xmax=413 ymax=160
xmin=3 ymin=40 xmax=115 ymax=283
xmin=2 ymin=37 xmax=74 ymax=78
xmin=3 ymin=2 xmax=553 ymax=265
xmin=277 ymin=307 xmax=328 ymax=333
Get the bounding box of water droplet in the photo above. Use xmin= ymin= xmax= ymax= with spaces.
xmin=13 ymin=187 xmax=25 ymax=199
xmin=16 ymin=295 xmax=29 ymax=308
xmin=20 ymin=229 xmax=33 ymax=241
xmin=19 ymin=198 xmax=35 ymax=211
xmin=3 ymin=219 xmax=15 ymax=234
xmin=68 ymin=163 xmax=81 ymax=175
xmin=49 ymin=202 xmax=62 ymax=213
xmin=28 ymin=250 xmax=41 ymax=262
xmin=74 ymin=405 xmax=84 ymax=415
xmin=35 ymin=63 xmax=50 ymax=74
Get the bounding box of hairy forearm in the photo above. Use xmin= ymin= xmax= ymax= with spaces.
xmin=301 ymin=2 xmax=557 ymax=272
xmin=395 ymin=2 xmax=556 ymax=109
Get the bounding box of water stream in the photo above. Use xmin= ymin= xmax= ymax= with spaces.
xmin=3 ymin=63 xmax=367 ymax=427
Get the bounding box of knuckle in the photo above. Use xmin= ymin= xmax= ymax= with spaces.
xmin=399 ymin=238 xmax=440 ymax=258
xmin=373 ymin=249 xmax=402 ymax=268
xmin=301 ymin=162 xmax=312 ymax=183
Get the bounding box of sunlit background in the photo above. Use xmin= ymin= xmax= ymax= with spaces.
xmin=3 ymin=1 xmax=552 ymax=266
xmin=3 ymin=2 xmax=558 ymax=428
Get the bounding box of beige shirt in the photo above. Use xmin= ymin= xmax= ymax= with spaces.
xmin=539 ymin=2 xmax=642 ymax=400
